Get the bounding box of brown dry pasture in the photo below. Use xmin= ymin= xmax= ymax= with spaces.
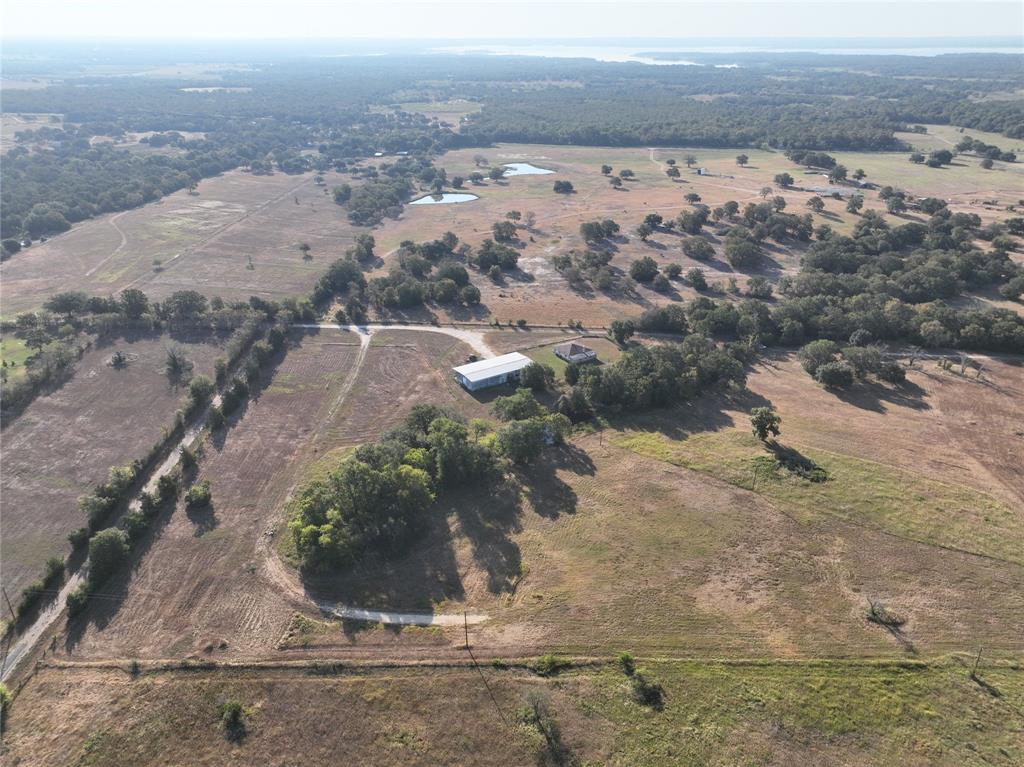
xmin=361 ymin=136 xmax=1023 ymax=327
xmin=6 ymin=125 xmax=1019 ymax=331
xmin=0 ymin=168 xmax=357 ymax=317
xmin=4 ymin=127 xmax=1024 ymax=765
xmin=0 ymin=333 xmax=224 ymax=599
xmin=274 ymin=353 xmax=1024 ymax=661
xmin=59 ymin=328 xmax=487 ymax=660
xmin=6 ymin=659 xmax=1023 ymax=767
xmin=40 ymin=337 xmax=1024 ymax=666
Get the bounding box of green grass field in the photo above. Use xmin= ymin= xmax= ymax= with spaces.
xmin=0 ymin=335 xmax=33 ymax=382
xmin=525 ymin=335 xmax=622 ymax=377
xmin=613 ymin=427 xmax=1021 ymax=565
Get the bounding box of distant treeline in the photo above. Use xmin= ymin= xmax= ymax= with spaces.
xmin=3 ymin=53 xmax=1022 ymax=241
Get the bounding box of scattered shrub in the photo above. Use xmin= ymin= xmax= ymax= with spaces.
xmin=186 ymin=480 xmax=212 ymax=509
xmin=814 ymin=360 xmax=855 ymax=388
xmin=532 ymin=654 xmax=570 ymax=677
xmin=219 ymin=698 xmax=247 ymax=741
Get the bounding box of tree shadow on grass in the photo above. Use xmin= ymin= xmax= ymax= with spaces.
xmin=603 ymin=389 xmax=755 ymax=443
xmin=447 ymin=477 xmax=525 ymax=595
xmin=185 ymin=499 xmax=217 ymax=535
xmin=446 ymin=302 xmax=493 ymax=323
xmin=833 ymin=378 xmax=930 ymax=413
xmin=298 ymin=504 xmax=467 ymax=637
xmin=517 ymin=442 xmax=595 ymax=520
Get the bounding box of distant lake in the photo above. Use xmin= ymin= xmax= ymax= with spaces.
xmin=433 ymin=42 xmax=1022 ymax=64
xmin=410 ymin=192 xmax=479 ymax=205
xmin=503 ymin=162 xmax=555 ymax=176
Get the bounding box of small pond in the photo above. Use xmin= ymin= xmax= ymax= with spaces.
xmin=502 ymin=162 xmax=555 ymax=176
xmin=409 ymin=193 xmax=480 ymax=205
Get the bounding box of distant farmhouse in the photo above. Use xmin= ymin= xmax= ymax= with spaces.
xmin=553 ymin=342 xmax=598 ymax=364
xmin=452 ymin=352 xmax=533 ymax=391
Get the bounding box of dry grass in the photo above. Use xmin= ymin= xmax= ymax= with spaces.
xmin=0 ymin=168 xmax=357 ymax=317
xmin=43 ymin=344 xmax=1024 ymax=665
xmin=60 ymin=329 xmax=485 ymax=660
xmin=5 ymin=659 xmax=1022 ymax=766
xmin=0 ymin=332 xmax=225 ymax=598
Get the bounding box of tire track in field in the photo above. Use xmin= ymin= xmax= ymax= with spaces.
xmin=83 ymin=210 xmax=130 ymax=277
xmin=316 ymin=326 xmax=373 ymax=433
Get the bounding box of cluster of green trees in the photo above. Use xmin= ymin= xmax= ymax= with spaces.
xmin=642 ymin=204 xmax=1024 ymax=352
xmin=288 ymin=404 xmax=568 ymax=570
xmin=14 ymin=556 xmax=65 ymax=621
xmin=0 ymin=337 xmax=83 ymax=422
xmin=784 ymin=150 xmax=836 ymax=169
xmin=561 ymin=334 xmax=746 ymax=417
xmin=1 ymin=58 xmax=461 ymax=240
xmin=798 ymin=337 xmax=905 ymax=389
xmin=319 ymin=232 xmax=484 ymax=318
xmin=579 ymin=219 xmax=620 ymax=243
xmin=551 ymin=249 xmax=622 ymax=292
xmin=67 ymin=465 xmax=182 ymax=618
xmin=342 ymin=176 xmax=414 ymax=226
xmin=368 ymin=239 xmax=482 ymax=310
xmin=337 ymin=154 xmax=458 ymax=225
xmin=954 ymin=136 xmax=1016 ymax=163
xmin=5 ymin=52 xmax=1022 ymax=243
xmin=458 ymin=51 xmax=1024 ymax=146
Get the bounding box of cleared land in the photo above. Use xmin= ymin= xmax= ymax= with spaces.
xmin=6 ymin=659 xmax=1022 ymax=767
xmin=4 ymin=129 xmax=1024 ymax=763
xmin=0 ymin=333 xmax=224 ymax=599
xmin=0 ymin=168 xmax=357 ymax=317
xmin=59 ymin=328 xmax=488 ymax=660
xmin=6 ymin=125 xmax=1019 ymax=329
xmin=269 ymin=353 xmax=1024 ymax=660
xmin=374 ymin=99 xmax=482 ymax=131
xmin=36 ymin=340 xmax=1024 ymax=665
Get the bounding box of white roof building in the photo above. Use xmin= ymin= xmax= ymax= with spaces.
xmin=452 ymin=352 xmax=533 ymax=391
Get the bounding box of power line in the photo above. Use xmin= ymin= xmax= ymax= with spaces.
xmin=463 ymin=610 xmax=508 ymax=727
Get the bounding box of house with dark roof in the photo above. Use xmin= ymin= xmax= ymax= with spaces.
xmin=554 ymin=342 xmax=598 ymax=364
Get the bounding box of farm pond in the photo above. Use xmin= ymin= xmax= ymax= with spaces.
xmin=410 ymin=193 xmax=480 ymax=205
xmin=502 ymin=162 xmax=555 ymax=176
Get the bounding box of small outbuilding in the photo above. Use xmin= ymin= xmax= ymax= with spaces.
xmin=553 ymin=342 xmax=598 ymax=364
xmin=452 ymin=352 xmax=533 ymax=391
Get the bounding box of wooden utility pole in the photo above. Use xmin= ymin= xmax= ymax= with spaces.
xmin=1 ymin=587 xmax=15 ymax=621
xmin=463 ymin=610 xmax=470 ymax=650
xmin=970 ymin=647 xmax=983 ymax=680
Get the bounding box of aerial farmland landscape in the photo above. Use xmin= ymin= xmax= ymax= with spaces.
xmin=1 ymin=2 xmax=1023 ymax=764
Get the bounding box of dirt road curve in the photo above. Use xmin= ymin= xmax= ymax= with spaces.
xmin=2 ymin=322 xmax=494 ymax=682
xmin=293 ymin=323 xmax=496 ymax=357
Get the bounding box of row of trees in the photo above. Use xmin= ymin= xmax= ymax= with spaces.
xmin=61 ymin=301 xmax=295 ymax=621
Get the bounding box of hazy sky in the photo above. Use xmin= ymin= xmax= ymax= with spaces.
xmin=2 ymin=0 xmax=1022 ymax=41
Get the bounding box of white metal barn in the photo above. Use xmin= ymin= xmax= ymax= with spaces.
xmin=452 ymin=352 xmax=533 ymax=391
